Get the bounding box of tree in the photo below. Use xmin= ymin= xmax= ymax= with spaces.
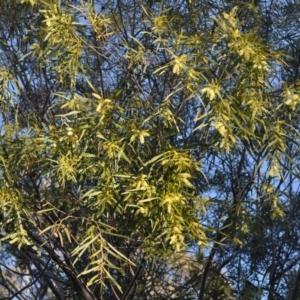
xmin=0 ymin=0 xmax=299 ymax=299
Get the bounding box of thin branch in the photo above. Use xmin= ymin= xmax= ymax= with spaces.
xmin=8 ymin=246 xmax=54 ymax=300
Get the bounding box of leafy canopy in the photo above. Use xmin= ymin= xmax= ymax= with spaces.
xmin=0 ymin=0 xmax=298 ymax=297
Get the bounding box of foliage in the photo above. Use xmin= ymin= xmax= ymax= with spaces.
xmin=0 ymin=0 xmax=300 ymax=299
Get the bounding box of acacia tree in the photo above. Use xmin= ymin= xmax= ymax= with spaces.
xmin=197 ymin=1 xmax=300 ymax=299
xmin=0 ymin=0 xmax=299 ymax=299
